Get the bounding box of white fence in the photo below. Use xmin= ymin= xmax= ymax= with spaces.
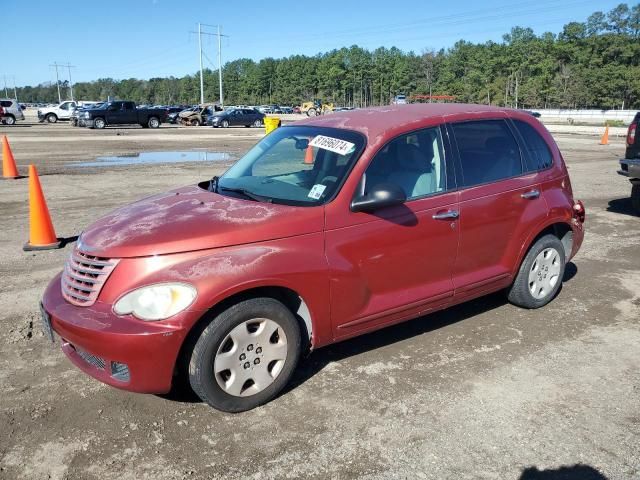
xmin=535 ymin=109 xmax=636 ymax=125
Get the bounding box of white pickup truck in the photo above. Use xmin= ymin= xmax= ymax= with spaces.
xmin=38 ymin=101 xmax=98 ymax=123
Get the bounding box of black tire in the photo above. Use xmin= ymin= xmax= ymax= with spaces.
xmin=508 ymin=234 xmax=566 ymax=309
xmin=221 ymin=119 xmax=229 ymax=128
xmin=46 ymin=113 xmax=57 ymax=123
xmin=189 ymin=297 xmax=301 ymax=413
xmin=631 ymin=184 xmax=640 ymax=214
xmin=253 ymin=119 xmax=263 ymax=128
xmin=148 ymin=116 xmax=160 ymax=128
xmin=3 ymin=115 xmax=16 ymax=125
xmin=307 ymin=108 xmax=317 ymax=117
xmin=191 ymin=119 xmax=201 ymax=127
xmin=93 ymin=117 xmax=106 ymax=129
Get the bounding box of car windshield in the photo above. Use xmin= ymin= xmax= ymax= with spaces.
xmin=218 ymin=126 xmax=365 ymax=206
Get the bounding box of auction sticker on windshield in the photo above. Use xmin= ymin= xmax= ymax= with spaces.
xmin=309 ymin=135 xmax=355 ymax=156
xmin=308 ymin=184 xmax=326 ymax=199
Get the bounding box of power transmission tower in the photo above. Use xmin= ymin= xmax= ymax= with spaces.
xmin=190 ymin=24 xmax=229 ymax=106
xmin=65 ymin=63 xmax=76 ymax=101
xmin=50 ymin=62 xmax=76 ymax=102
xmin=3 ymin=76 xmax=8 ymax=98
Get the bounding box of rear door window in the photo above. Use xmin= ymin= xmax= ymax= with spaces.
xmin=451 ymin=120 xmax=523 ymax=187
xmin=512 ymin=120 xmax=553 ymax=171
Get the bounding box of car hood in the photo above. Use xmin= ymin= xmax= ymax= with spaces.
xmin=78 ymin=184 xmax=325 ymax=258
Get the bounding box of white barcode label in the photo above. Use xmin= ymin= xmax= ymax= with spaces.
xmin=309 ymin=135 xmax=355 ymax=156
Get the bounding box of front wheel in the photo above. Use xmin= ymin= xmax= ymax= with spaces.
xmin=508 ymin=234 xmax=566 ymax=309
xmin=93 ymin=117 xmax=106 ymax=129
xmin=148 ymin=116 xmax=160 ymax=128
xmin=221 ymin=119 xmax=230 ymax=128
xmin=253 ymin=119 xmax=263 ymax=128
xmin=191 ymin=119 xmax=201 ymax=127
xmin=306 ymin=108 xmax=317 ymax=117
xmin=189 ymin=298 xmax=301 ymax=412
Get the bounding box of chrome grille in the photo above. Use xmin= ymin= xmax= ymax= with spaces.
xmin=75 ymin=347 xmax=106 ymax=370
xmin=61 ymin=249 xmax=119 ymax=306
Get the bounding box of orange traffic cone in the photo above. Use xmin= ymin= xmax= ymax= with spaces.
xmin=304 ymin=142 xmax=314 ymax=165
xmin=23 ymin=165 xmax=62 ymax=251
xmin=2 ymin=135 xmax=20 ymax=178
xmin=599 ymin=126 xmax=609 ymax=145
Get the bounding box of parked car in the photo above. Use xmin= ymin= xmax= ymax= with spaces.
xmin=0 ymin=98 xmax=26 ymax=125
xmin=293 ymin=106 xmax=301 ymax=114
xmin=618 ymin=112 xmax=640 ymax=213
xmin=80 ymin=101 xmax=164 ymax=129
xmin=38 ymin=100 xmax=79 ymax=123
xmin=165 ymin=106 xmax=186 ymax=124
xmin=208 ymin=108 xmax=265 ymax=128
xmin=178 ymin=103 xmax=221 ymax=126
xmin=280 ymin=106 xmax=294 ymax=114
xmin=392 ymin=94 xmax=407 ymax=105
xmin=40 ymin=104 xmax=585 ymax=413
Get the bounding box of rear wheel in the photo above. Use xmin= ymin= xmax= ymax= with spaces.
xmin=46 ymin=113 xmax=57 ymax=123
xmin=631 ymin=183 xmax=640 ymax=214
xmin=508 ymin=234 xmax=565 ymax=309
xmin=148 ymin=116 xmax=160 ymax=128
xmin=3 ymin=115 xmax=15 ymax=125
xmin=189 ymin=298 xmax=301 ymax=412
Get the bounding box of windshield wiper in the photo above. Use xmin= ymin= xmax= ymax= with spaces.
xmin=219 ymin=186 xmax=272 ymax=203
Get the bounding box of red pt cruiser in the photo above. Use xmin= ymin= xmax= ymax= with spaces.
xmin=41 ymin=104 xmax=585 ymax=412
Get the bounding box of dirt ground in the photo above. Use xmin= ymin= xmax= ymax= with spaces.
xmin=0 ymin=121 xmax=638 ymax=480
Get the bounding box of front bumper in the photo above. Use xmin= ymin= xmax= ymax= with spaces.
xmin=41 ymin=273 xmax=190 ymax=394
xmin=618 ymin=158 xmax=640 ymax=179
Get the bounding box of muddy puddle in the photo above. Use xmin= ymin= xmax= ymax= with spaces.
xmin=72 ymin=151 xmax=232 ymax=167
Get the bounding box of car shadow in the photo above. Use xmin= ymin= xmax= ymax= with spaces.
xmin=563 ymin=261 xmax=578 ymax=282
xmin=607 ymin=197 xmax=638 ymax=217
xmin=0 ymin=124 xmax=32 ymax=128
xmin=286 ymin=290 xmax=509 ymax=394
xmin=519 ymin=464 xmax=608 ymax=479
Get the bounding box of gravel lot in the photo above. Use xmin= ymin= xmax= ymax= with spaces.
xmin=0 ymin=120 xmax=638 ymax=480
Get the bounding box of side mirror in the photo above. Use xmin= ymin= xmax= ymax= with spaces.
xmin=350 ymin=183 xmax=406 ymax=213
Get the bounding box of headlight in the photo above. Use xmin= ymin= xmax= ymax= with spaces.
xmin=113 ymin=283 xmax=197 ymax=321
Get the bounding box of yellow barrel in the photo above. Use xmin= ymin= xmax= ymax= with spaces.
xmin=264 ymin=117 xmax=281 ymax=134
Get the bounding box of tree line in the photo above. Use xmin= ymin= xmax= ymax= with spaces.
xmin=15 ymin=3 xmax=640 ymax=110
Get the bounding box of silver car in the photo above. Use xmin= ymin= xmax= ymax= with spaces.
xmin=0 ymin=99 xmax=25 ymax=125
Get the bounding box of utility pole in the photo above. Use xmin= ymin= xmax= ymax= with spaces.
xmin=217 ymin=25 xmax=223 ymax=107
xmin=50 ymin=62 xmax=62 ymax=103
xmin=13 ymin=76 xmax=18 ymax=102
xmin=198 ymin=23 xmax=204 ymax=104
xmin=3 ymin=76 xmax=8 ymax=98
xmin=191 ymin=24 xmax=228 ymax=106
xmin=64 ymin=63 xmax=76 ymax=101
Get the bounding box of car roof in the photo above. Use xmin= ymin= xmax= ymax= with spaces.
xmin=296 ymin=103 xmax=528 ymax=140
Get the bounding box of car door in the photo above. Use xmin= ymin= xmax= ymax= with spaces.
xmin=325 ymin=126 xmax=460 ymax=339
xmin=121 ymin=102 xmax=137 ymax=123
xmin=447 ymin=119 xmax=549 ymax=302
xmin=105 ymin=102 xmax=123 ymax=123
xmin=58 ymin=101 xmax=73 ymax=119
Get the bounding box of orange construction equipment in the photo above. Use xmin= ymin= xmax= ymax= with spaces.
xmin=2 ymin=135 xmax=20 ymax=178
xmin=24 ymin=165 xmax=62 ymax=251
xmin=600 ymin=126 xmax=609 ymax=145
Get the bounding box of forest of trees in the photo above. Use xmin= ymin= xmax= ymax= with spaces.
xmin=14 ymin=3 xmax=640 ymax=109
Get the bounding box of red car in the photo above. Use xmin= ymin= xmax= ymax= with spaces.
xmin=41 ymin=104 xmax=585 ymax=412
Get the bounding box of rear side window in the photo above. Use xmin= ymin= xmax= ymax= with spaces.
xmin=512 ymin=120 xmax=553 ymax=171
xmin=451 ymin=120 xmax=523 ymax=187
xmin=0 ymin=100 xmax=12 ymax=107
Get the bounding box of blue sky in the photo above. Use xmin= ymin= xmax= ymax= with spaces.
xmin=2 ymin=0 xmax=622 ymax=87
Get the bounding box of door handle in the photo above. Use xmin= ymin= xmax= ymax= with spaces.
xmin=432 ymin=210 xmax=460 ymax=220
xmin=521 ymin=189 xmax=540 ymax=199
